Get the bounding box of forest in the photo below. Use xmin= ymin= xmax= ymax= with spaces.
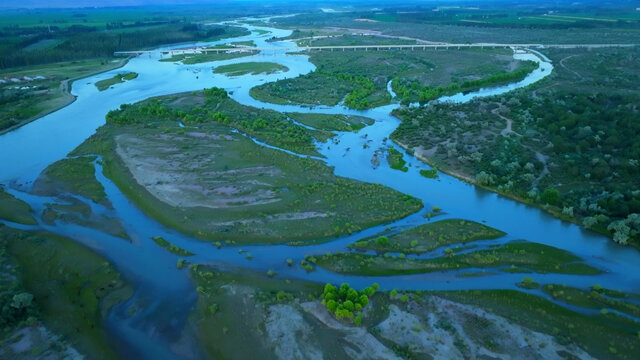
xmin=391 ymin=47 xmax=640 ymax=247
xmin=0 ymin=23 xmax=248 ymax=69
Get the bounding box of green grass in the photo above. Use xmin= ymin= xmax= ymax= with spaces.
xmin=2 ymin=226 xmax=133 ymax=359
xmin=286 ymin=113 xmax=373 ymax=132
xmin=515 ymin=277 xmax=540 ymax=289
xmin=250 ymin=71 xmax=355 ymax=107
xmin=94 ymin=72 xmax=138 ymax=91
xmin=386 ymin=147 xmax=408 ymax=172
xmin=32 ymin=156 xmax=107 ymax=205
xmin=542 ymin=284 xmax=640 ymax=319
xmin=159 ymin=50 xmax=256 ymax=64
xmin=317 ymin=241 xmax=600 ymax=276
xmin=151 ymin=236 xmax=194 ymax=256
xmin=350 ymin=219 xmax=506 ymax=254
xmin=213 ymin=62 xmax=288 ymax=76
xmin=0 ymin=189 xmax=37 ymax=225
xmin=419 ymin=168 xmax=438 ymax=179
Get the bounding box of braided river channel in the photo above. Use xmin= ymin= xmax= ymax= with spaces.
xmin=1 ymin=18 xmax=638 ymax=359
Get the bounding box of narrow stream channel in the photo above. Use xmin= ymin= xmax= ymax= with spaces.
xmin=0 ymin=17 xmax=638 ymax=359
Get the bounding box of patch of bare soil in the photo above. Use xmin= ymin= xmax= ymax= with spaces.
xmin=115 ymin=133 xmax=282 ymax=209
xmin=377 ymin=297 xmax=596 ymax=360
xmin=265 ymin=304 xmax=324 ymax=360
xmin=301 ymin=301 xmax=403 ymax=360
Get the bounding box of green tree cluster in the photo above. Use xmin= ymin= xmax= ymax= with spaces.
xmin=321 ymin=282 xmax=379 ymax=325
xmin=203 ymin=86 xmax=228 ymax=99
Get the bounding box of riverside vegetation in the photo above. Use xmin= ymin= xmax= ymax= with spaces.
xmin=67 ymin=87 xmax=422 ymax=244
xmin=250 ymin=46 xmax=532 ymax=109
xmin=0 ymin=194 xmax=132 ymax=359
xmin=391 ymin=47 xmax=640 ymax=248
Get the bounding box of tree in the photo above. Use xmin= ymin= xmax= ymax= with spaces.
xmin=326 ymin=299 xmax=338 ymax=312
xmin=10 ymin=293 xmax=33 ymax=310
xmin=541 ymin=187 xmax=560 ymax=205
xmin=375 ymin=236 xmax=389 ymax=246
xmin=475 ymin=171 xmax=494 ymax=186
xmin=343 ymin=300 xmax=355 ymax=312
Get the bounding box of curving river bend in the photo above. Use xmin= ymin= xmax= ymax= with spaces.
xmin=1 ymin=18 xmax=639 ymax=359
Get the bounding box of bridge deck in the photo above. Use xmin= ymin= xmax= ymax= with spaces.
xmin=114 ymin=43 xmax=638 ymax=56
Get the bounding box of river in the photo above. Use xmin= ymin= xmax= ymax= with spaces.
xmin=0 ymin=18 xmax=638 ymax=359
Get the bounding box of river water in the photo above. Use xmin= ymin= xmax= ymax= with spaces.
xmin=0 ymin=19 xmax=638 ymax=359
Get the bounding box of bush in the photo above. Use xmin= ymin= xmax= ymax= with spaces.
xmin=203 ymin=87 xmax=228 ymax=99
xmin=375 ymin=236 xmax=390 ymax=246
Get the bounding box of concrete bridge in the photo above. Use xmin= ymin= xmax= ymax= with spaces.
xmin=114 ymin=43 xmax=638 ymax=56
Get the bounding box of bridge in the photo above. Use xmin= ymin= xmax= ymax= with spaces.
xmin=114 ymin=43 xmax=638 ymax=56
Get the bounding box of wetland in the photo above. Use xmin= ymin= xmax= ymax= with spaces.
xmin=1 ymin=3 xmax=640 ymax=360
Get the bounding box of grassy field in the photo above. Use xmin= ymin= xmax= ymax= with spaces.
xmin=104 ymin=88 xmax=330 ymax=156
xmin=391 ymin=46 xmax=640 ymax=248
xmin=159 ymin=50 xmax=256 ymax=64
xmin=386 ymin=147 xmax=408 ymax=172
xmin=0 ymin=58 xmax=126 ymax=132
xmin=0 ymin=226 xmax=133 ymax=359
xmin=32 ymin=156 xmax=107 ymax=205
xmin=213 ymin=62 xmax=288 ymax=76
xmin=542 ymin=284 xmax=640 ymax=318
xmin=272 ymin=8 xmax=640 ymax=44
xmin=0 ymin=189 xmax=37 ymax=225
xmin=350 ymin=219 xmax=506 ymax=254
xmin=70 ymin=89 xmax=422 ymax=244
xmin=94 ymin=72 xmax=138 ymax=91
xmin=250 ymin=46 xmax=530 ymax=109
xmin=316 ymin=241 xmax=600 ymax=276
xmin=286 ymin=113 xmax=373 ymax=132
xmin=30 ymin=156 xmax=133 ymax=240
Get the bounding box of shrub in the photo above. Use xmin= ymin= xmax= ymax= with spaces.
xmin=375 ymin=236 xmax=390 ymax=246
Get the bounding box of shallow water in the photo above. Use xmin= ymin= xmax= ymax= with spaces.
xmin=1 ymin=18 xmax=639 ymax=358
